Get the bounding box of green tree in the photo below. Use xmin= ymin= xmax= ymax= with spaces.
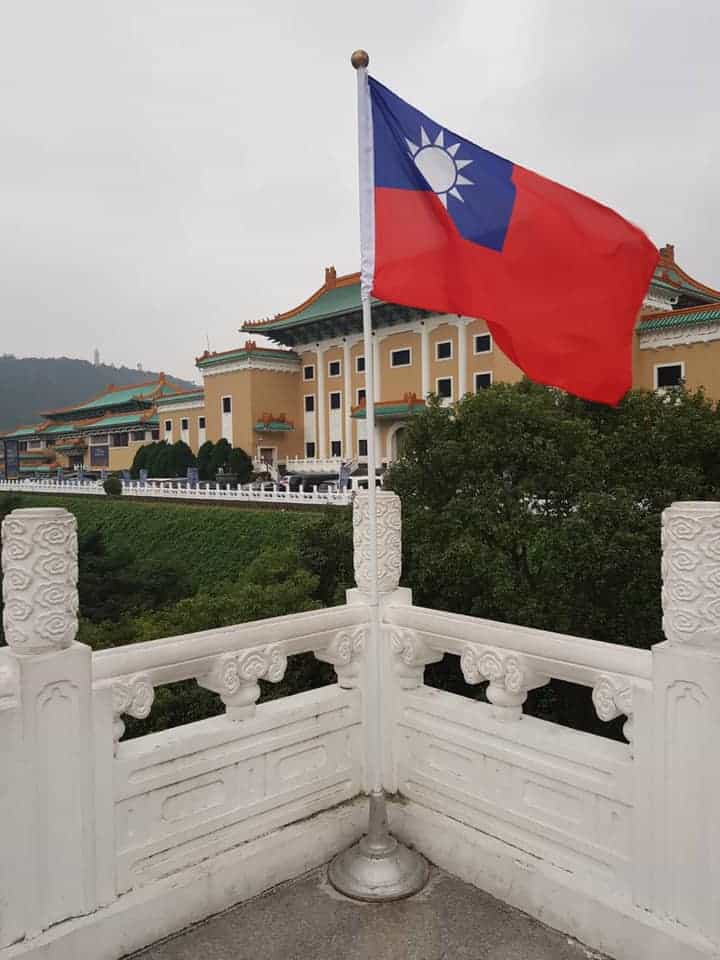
xmin=197 ymin=440 xmax=215 ymax=481
xmin=171 ymin=440 xmax=197 ymax=477
xmin=229 ymin=447 xmax=253 ymax=484
xmin=209 ymin=437 xmax=232 ymax=478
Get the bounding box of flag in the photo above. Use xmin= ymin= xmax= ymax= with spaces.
xmin=360 ymin=76 xmax=658 ymax=405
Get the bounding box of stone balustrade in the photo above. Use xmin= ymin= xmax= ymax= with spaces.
xmin=0 ymin=495 xmax=719 ymax=960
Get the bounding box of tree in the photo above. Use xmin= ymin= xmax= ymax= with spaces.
xmin=209 ymin=438 xmax=232 ymax=477
xmin=130 ymin=443 xmax=150 ymax=479
xmin=197 ymin=440 xmax=215 ymax=481
xmin=171 ymin=440 xmax=197 ymax=477
xmin=229 ymin=447 xmax=253 ymax=484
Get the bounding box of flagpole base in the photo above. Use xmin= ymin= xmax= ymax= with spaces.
xmin=328 ymin=790 xmax=429 ymax=901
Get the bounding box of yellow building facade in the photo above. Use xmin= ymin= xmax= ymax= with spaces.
xmin=4 ymin=244 xmax=719 ymax=480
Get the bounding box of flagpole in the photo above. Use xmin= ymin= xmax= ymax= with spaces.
xmin=326 ymin=49 xmax=428 ymax=902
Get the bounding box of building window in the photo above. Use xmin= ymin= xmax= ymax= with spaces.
xmin=436 ymin=377 xmax=453 ymax=399
xmin=91 ymin=434 xmax=109 ymax=445
xmin=331 ymin=440 xmax=342 ymax=456
xmin=151 ymin=430 xmax=159 ymax=440
xmin=357 ymin=388 xmax=366 ymax=405
xmin=164 ymin=420 xmax=172 ymax=432
xmin=391 ymin=347 xmax=412 ymax=367
xmin=436 ymin=340 xmax=453 ymax=361
xmin=330 ymin=391 xmax=341 ymax=410
xmin=358 ymin=438 xmax=368 ymax=457
xmin=305 ymin=441 xmax=316 ymax=458
xmin=475 ymin=372 xmax=493 ymax=391
xmin=198 ymin=416 xmax=206 ymax=429
xmin=328 ymin=359 xmax=341 ymax=377
xmin=18 ymin=441 xmax=27 ymax=452
xmin=304 ymin=394 xmax=315 ymax=413
xmin=474 ymin=333 xmax=492 ymax=354
xmin=28 ymin=439 xmax=43 ymax=450
xmin=112 ymin=432 xmax=129 ymax=447
xmin=222 ymin=396 xmax=232 ymax=414
xmin=655 ymin=362 xmax=684 ymax=390
xmin=303 ymin=364 xmax=315 ymax=381
xmin=130 ymin=430 xmax=146 ymax=442
xmin=356 ymin=355 xmax=365 ymax=373
xmin=181 ymin=418 xmax=189 ymax=431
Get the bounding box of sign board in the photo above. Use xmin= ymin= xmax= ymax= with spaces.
xmin=3 ymin=440 xmax=19 ymax=480
xmin=139 ymin=469 xmax=148 ymax=483
xmin=90 ymin=445 xmax=109 ymax=468
xmin=186 ymin=467 xmax=199 ymax=488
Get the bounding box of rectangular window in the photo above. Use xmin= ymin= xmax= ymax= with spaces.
xmin=358 ymin=438 xmax=368 ymax=457
xmin=91 ymin=434 xmax=109 ymax=445
xmin=303 ymin=364 xmax=315 ymax=381
xmin=356 ymin=355 xmax=365 ymax=373
xmin=112 ymin=432 xmax=129 ymax=447
xmin=18 ymin=441 xmax=27 ymax=452
xmin=436 ymin=340 xmax=453 ymax=361
xmin=655 ymin=362 xmax=684 ymax=389
xmin=151 ymin=430 xmax=159 ymax=440
xmin=27 ymin=439 xmax=43 ymax=450
xmin=331 ymin=440 xmax=342 ymax=456
xmin=475 ymin=372 xmax=493 ymax=391
xmin=198 ymin=416 xmax=206 ymax=429
xmin=328 ymin=359 xmax=341 ymax=377
xmin=164 ymin=420 xmax=172 ymax=432
xmin=474 ymin=333 xmax=492 ymax=354
xmin=357 ymin=388 xmax=366 ymax=405
xmin=391 ymin=347 xmax=412 ymax=367
xmin=181 ymin=418 xmax=189 ymax=431
xmin=330 ymin=391 xmax=341 ymax=410
xmin=222 ymin=396 xmax=232 ymax=414
xmin=305 ymin=441 xmax=316 ymax=458
xmin=130 ymin=430 xmax=146 ymax=442
xmin=436 ymin=377 xmax=453 ymax=399
xmin=304 ymin=394 xmax=315 ymax=413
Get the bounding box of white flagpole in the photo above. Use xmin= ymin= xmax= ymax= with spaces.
xmin=327 ymin=49 xmax=427 ymax=902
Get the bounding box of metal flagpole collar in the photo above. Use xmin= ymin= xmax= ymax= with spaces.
xmin=328 ymin=791 xmax=428 ymax=901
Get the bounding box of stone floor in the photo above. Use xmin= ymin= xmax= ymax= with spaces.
xmin=130 ymin=865 xmax=608 ymax=960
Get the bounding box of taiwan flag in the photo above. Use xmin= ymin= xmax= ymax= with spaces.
xmin=360 ymin=76 xmax=658 ymax=405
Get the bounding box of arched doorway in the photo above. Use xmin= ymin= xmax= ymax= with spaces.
xmin=389 ymin=424 xmax=407 ymax=462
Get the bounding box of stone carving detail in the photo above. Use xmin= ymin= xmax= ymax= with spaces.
xmin=199 ymin=644 xmax=288 ymax=720
xmin=353 ymin=491 xmax=402 ymax=594
xmin=661 ymin=502 xmax=720 ymax=646
xmin=1 ymin=508 xmax=79 ymax=652
xmin=592 ymin=674 xmax=634 ymax=749
xmin=460 ymin=645 xmax=548 ymax=721
xmin=314 ymin=627 xmax=366 ymax=689
xmin=112 ymin=673 xmax=155 ymax=749
xmin=390 ymin=628 xmax=442 ymax=689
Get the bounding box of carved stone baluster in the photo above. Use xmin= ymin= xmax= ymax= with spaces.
xmin=460 ymin=645 xmax=548 ymax=721
xmin=198 ymin=645 xmax=287 ymax=720
xmin=390 ymin=628 xmax=442 ymax=690
xmin=592 ymin=674 xmax=634 ymax=752
xmin=111 ymin=673 xmax=155 ymax=752
xmin=353 ymin=491 xmax=402 ymax=594
xmin=314 ymin=627 xmax=366 ymax=689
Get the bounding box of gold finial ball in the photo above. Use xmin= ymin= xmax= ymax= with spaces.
xmin=351 ymin=49 xmax=369 ymax=69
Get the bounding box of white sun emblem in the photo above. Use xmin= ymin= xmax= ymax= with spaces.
xmin=406 ymin=127 xmax=474 ymax=208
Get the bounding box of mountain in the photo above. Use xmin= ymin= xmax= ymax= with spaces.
xmin=0 ymin=355 xmax=197 ymax=433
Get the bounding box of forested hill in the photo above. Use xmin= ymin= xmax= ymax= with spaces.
xmin=0 ymin=355 xmax=196 ymax=432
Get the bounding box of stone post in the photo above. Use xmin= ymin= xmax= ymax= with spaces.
xmin=350 ymin=491 xmax=410 ymax=792
xmin=0 ymin=508 xmax=97 ymax=942
xmin=647 ymin=501 xmax=720 ymax=945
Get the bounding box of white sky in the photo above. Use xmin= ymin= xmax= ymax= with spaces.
xmin=1 ymin=0 xmax=718 ymax=382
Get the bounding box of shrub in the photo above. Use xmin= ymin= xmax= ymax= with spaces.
xmin=209 ymin=438 xmax=232 ymax=477
xmin=229 ymin=447 xmax=253 ymax=484
xmin=103 ymin=475 xmax=122 ymax=497
xmin=197 ymin=440 xmax=215 ymax=481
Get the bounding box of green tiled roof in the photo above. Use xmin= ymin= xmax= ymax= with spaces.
xmin=197 ymin=348 xmax=298 ymax=369
xmin=254 ymin=420 xmax=294 ymax=433
xmin=41 ymin=423 xmax=81 ymax=436
xmin=352 ymin=401 xmax=426 ymax=420
xmin=50 ymin=380 xmax=175 ymax=416
xmin=2 ymin=424 xmax=43 ymax=439
xmin=156 ymin=389 xmax=205 ymax=405
xmin=88 ymin=413 xmax=159 ymax=430
xmin=637 ymin=306 xmax=720 ymax=332
xmin=245 ymin=283 xmax=378 ymax=334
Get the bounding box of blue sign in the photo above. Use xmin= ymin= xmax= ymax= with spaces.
xmin=90 ymin=445 xmax=109 ymax=467
xmin=4 ymin=440 xmax=19 ymax=480
xmin=139 ymin=469 xmax=148 ymax=483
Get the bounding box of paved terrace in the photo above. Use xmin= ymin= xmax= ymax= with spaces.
xmin=132 ymin=867 xmax=605 ymax=960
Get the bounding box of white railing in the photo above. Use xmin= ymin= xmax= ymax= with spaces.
xmin=0 ymin=477 xmax=351 ymax=506
xmin=1 ymin=496 xmax=719 ymax=960
xmin=285 ymin=456 xmax=343 ymax=474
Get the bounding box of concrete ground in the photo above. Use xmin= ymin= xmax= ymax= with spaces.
xmin=129 ymin=865 xmax=608 ymax=960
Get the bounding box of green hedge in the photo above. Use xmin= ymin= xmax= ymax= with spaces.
xmin=7 ymin=495 xmax=348 ymax=591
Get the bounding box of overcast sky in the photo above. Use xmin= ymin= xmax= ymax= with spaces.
xmin=1 ymin=0 xmax=718 ymax=383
